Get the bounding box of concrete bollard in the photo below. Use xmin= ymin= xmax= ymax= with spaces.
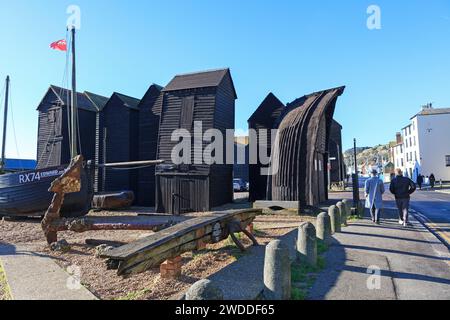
xmin=297 ymin=222 xmax=317 ymax=267
xmin=342 ymin=199 xmax=351 ymax=216
xmin=337 ymin=202 xmax=347 ymax=226
xmin=185 ymin=279 xmax=224 ymax=300
xmin=328 ymin=205 xmax=341 ymax=234
xmin=316 ymin=212 xmax=332 ymax=245
xmin=263 ymin=240 xmax=291 ymax=300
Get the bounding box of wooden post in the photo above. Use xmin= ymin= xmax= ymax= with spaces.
xmin=0 ymin=76 xmax=9 ymax=171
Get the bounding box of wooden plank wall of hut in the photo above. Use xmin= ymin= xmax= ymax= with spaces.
xmin=210 ymin=77 xmax=235 ymax=207
xmin=101 ymin=94 xmax=140 ymax=194
xmin=37 ymin=91 xmax=97 ymax=170
xmin=329 ymin=120 xmax=344 ymax=183
xmin=137 ymin=86 xmax=163 ymax=206
xmin=156 ymin=70 xmax=236 ymax=214
xmin=247 ymin=93 xmax=285 ymax=202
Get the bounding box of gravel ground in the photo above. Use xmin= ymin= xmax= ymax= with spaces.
xmin=0 ymin=201 xmax=309 ymax=300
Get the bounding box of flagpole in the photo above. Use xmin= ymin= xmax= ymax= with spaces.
xmin=0 ymin=76 xmax=10 ymax=171
xmin=70 ymin=27 xmax=78 ymax=158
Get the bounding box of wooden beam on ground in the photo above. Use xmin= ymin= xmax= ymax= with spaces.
xmin=101 ymin=209 xmax=262 ymax=276
xmin=47 ymin=215 xmax=189 ymax=233
xmin=253 ymin=201 xmax=299 ymax=210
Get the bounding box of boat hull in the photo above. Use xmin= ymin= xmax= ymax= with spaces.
xmin=0 ymin=165 xmax=93 ymax=217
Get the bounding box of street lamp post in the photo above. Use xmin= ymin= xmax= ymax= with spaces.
xmin=352 ymin=138 xmax=360 ymax=208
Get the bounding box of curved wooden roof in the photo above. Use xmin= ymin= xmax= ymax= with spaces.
xmin=269 ymin=86 xmax=345 ymax=207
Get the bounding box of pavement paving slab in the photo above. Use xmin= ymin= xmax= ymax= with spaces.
xmin=208 ymin=230 xmax=298 ymax=300
xmin=0 ymin=244 xmax=97 ymax=300
xmin=309 ymin=198 xmax=450 ymax=300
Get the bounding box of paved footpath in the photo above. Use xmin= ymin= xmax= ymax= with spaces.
xmin=0 ymin=244 xmax=97 ymax=300
xmin=309 ymin=199 xmax=450 ymax=300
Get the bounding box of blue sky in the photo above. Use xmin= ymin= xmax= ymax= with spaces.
xmin=0 ymin=0 xmax=449 ymax=159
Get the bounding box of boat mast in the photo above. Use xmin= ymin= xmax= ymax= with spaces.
xmin=70 ymin=27 xmax=78 ymax=159
xmin=0 ymin=75 xmax=10 ymax=171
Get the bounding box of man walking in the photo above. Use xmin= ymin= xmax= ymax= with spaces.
xmin=417 ymin=174 xmax=424 ymax=190
xmin=390 ymin=169 xmax=417 ymax=227
xmin=429 ymin=174 xmax=436 ymax=189
xmin=365 ymin=169 xmax=385 ymax=224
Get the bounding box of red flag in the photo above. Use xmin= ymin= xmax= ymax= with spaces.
xmin=50 ymin=39 xmax=67 ymax=51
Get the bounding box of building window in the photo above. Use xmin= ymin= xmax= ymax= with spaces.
xmin=446 ymin=155 xmax=450 ymax=167
xmin=401 ymin=159 xmax=404 ymax=166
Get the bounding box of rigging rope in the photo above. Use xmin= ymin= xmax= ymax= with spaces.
xmin=7 ymin=79 xmax=24 ymax=170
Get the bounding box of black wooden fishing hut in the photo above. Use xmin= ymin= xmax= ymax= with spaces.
xmin=155 ymin=69 xmax=237 ymax=215
xmin=249 ymin=87 xmax=345 ymax=209
xmin=137 ymin=84 xmax=163 ymax=206
xmin=36 ymin=86 xmax=108 ymax=169
xmin=247 ymin=93 xmax=285 ymax=202
xmin=97 ymin=93 xmax=141 ymax=195
xmin=329 ymin=119 xmax=345 ymax=184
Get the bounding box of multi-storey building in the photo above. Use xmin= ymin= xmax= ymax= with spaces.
xmin=393 ymin=104 xmax=450 ymax=181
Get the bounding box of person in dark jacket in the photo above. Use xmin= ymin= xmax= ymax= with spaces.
xmin=390 ymin=169 xmax=416 ymax=227
xmin=417 ymin=174 xmax=424 ymax=190
xmin=429 ymin=174 xmax=436 ymax=189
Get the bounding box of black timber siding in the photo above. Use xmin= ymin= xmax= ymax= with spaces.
xmin=156 ymin=70 xmax=236 ymax=214
xmin=100 ymin=95 xmax=140 ymax=195
xmin=210 ymin=73 xmax=235 ymax=208
xmin=234 ymin=143 xmax=249 ymax=182
xmin=137 ymin=86 xmax=163 ymax=206
xmin=329 ymin=120 xmax=344 ymax=183
xmin=37 ymin=90 xmax=96 ymax=169
xmin=248 ymin=93 xmax=285 ymax=202
xmin=269 ymin=88 xmax=345 ymax=208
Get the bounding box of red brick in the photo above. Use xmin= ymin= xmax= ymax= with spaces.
xmin=160 ymin=256 xmax=183 ymax=279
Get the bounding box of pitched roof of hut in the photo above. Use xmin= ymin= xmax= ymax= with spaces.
xmin=331 ymin=119 xmax=342 ymax=129
xmin=85 ymin=91 xmax=110 ymax=111
xmin=138 ymin=84 xmax=163 ymax=106
xmin=163 ymin=68 xmax=237 ymax=98
xmin=112 ymin=92 xmax=141 ymax=110
xmin=38 ymin=85 xmax=108 ymax=112
xmin=248 ymin=92 xmax=285 ymax=124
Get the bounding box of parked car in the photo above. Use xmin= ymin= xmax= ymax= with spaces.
xmin=233 ymin=178 xmax=248 ymax=192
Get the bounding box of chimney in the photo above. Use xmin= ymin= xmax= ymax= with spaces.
xmin=396 ymin=132 xmax=402 ymax=144
xmin=422 ymin=103 xmax=433 ymax=110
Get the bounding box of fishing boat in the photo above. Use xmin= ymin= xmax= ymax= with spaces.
xmin=0 ymin=28 xmax=94 ymax=218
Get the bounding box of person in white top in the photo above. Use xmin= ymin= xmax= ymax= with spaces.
xmin=365 ymin=169 xmax=385 ymax=224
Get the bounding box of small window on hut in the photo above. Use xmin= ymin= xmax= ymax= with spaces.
xmin=180 ymin=96 xmax=195 ymax=131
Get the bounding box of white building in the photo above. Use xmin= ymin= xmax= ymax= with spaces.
xmin=395 ymin=105 xmax=450 ymax=182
